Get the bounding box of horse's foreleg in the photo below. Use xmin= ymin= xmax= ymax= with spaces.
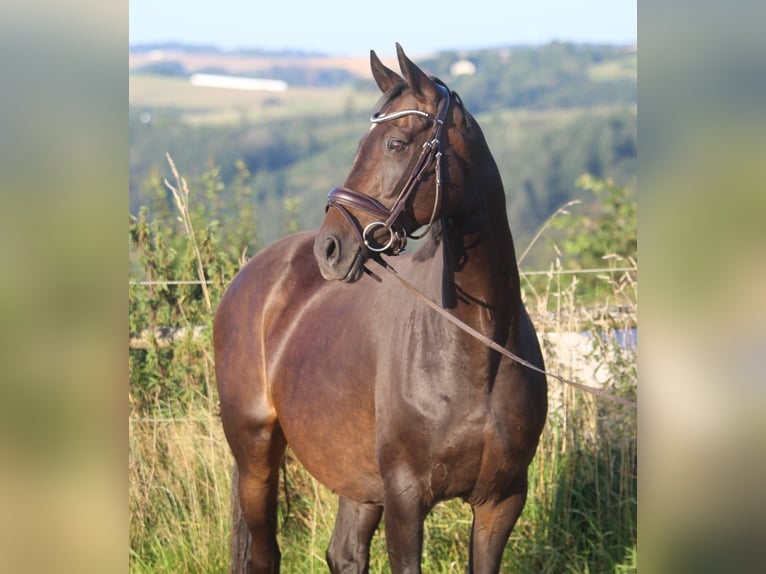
xmin=231 ymin=422 xmax=286 ymax=574
xmin=468 ymin=480 xmax=528 ymax=574
xmin=381 ymin=470 xmax=427 ymax=574
xmin=326 ymin=497 xmax=383 ymax=573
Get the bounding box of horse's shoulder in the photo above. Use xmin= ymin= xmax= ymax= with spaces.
xmin=238 ymin=231 xmax=317 ymax=277
xmin=254 ymin=230 xmax=317 ymax=263
xmin=218 ymin=231 xmax=320 ymax=309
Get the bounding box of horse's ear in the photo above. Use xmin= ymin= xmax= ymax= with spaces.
xmin=370 ymin=50 xmax=402 ymax=93
xmin=396 ymin=43 xmax=438 ymax=102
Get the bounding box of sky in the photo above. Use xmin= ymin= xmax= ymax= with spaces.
xmin=129 ymin=0 xmax=636 ymax=57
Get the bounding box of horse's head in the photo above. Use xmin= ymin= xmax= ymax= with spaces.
xmin=314 ymin=43 xmax=472 ymax=282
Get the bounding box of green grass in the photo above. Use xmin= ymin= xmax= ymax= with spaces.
xmin=129 ymin=390 xmax=636 ymax=572
xmin=129 ymin=411 xmax=231 ymax=573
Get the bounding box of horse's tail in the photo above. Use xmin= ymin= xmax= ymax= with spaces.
xmin=229 ymin=465 xmax=251 ymax=574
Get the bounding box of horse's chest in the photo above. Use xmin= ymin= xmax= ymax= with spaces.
xmin=376 ymin=386 xmax=522 ymax=498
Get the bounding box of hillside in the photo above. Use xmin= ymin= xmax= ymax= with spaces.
xmin=129 ymin=45 xmax=399 ymax=80
xmin=129 ymin=42 xmax=636 ymax=262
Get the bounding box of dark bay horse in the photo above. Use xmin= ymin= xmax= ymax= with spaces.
xmin=214 ymin=44 xmax=547 ymax=574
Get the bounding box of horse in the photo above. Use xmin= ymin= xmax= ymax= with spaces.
xmin=214 ymin=43 xmax=547 ymax=574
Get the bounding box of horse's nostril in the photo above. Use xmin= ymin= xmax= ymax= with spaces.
xmin=324 ymin=235 xmax=339 ymax=264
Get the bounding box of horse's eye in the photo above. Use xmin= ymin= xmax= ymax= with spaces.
xmin=386 ymin=138 xmax=407 ymax=153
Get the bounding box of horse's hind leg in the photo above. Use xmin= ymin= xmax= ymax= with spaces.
xmin=228 ymin=420 xmax=287 ymax=574
xmin=326 ymin=497 xmax=383 ymax=573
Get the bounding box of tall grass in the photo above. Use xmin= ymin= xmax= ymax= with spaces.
xmin=129 ymin=409 xmax=230 ymax=573
xmin=128 ymin=160 xmax=636 ymax=572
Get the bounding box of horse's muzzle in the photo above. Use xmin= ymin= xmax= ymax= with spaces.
xmin=313 ymin=231 xmax=366 ymax=283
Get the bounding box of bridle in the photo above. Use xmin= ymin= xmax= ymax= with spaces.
xmin=325 ymin=82 xmax=452 ymax=256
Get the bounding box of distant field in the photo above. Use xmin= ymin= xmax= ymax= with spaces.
xmin=588 ymin=52 xmax=637 ymax=81
xmin=129 ymin=74 xmax=380 ymax=125
xmin=129 ymin=73 xmax=632 ymax=128
xmin=129 ymin=51 xmax=398 ymax=78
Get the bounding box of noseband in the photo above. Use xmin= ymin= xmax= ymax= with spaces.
xmin=325 ymin=83 xmax=452 ymax=256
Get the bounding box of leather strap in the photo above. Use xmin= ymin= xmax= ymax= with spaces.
xmin=327 ymin=186 xmax=392 ymax=221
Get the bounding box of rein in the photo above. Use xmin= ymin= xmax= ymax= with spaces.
xmin=370 ymin=256 xmax=638 ymax=409
xmin=326 ymin=83 xmax=451 ymax=256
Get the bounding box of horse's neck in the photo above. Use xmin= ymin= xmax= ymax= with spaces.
xmin=455 ymin=171 xmax=518 ymax=289
xmin=433 ymin=180 xmax=521 ymax=342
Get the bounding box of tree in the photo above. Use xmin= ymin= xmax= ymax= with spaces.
xmin=553 ymin=174 xmax=637 ymax=301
